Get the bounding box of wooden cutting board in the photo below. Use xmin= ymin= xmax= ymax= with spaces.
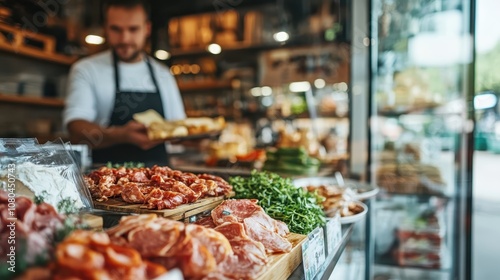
xmin=257 ymin=233 xmax=307 ymax=280
xmin=93 ymin=193 xmax=232 ymax=220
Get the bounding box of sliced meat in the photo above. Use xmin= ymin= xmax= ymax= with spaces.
xmin=0 ymin=191 xmax=7 ymax=204
xmin=244 ymin=215 xmax=292 ymax=253
xmin=178 ymin=237 xmax=217 ymax=278
xmin=185 ymin=224 xmax=232 ymax=263
xmin=211 ymin=199 xmax=261 ymax=225
xmin=129 ymin=169 xmax=150 ymax=183
xmin=194 ymin=216 xmax=216 ymax=228
xmin=215 ymin=223 xmax=268 ymax=280
xmin=215 ymin=222 xmax=267 ymax=264
xmin=15 ymin=196 xmax=36 ymax=229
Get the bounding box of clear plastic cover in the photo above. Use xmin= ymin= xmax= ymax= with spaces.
xmin=0 ymin=138 xmax=93 ymax=211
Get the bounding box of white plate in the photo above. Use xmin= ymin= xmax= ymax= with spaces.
xmin=293 ymin=177 xmax=379 ymax=200
xmin=326 ymin=201 xmax=368 ymax=224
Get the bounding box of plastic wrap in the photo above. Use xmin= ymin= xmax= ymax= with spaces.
xmin=0 ymin=138 xmax=93 ymax=211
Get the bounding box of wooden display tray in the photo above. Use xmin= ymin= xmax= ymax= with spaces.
xmin=257 ymin=233 xmax=307 ymax=280
xmin=93 ymin=193 xmax=233 ymax=221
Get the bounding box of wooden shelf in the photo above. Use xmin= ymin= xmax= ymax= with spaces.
xmin=169 ymin=36 xmax=348 ymax=58
xmin=0 ymin=93 xmax=65 ymax=108
xmin=177 ymin=80 xmax=235 ymax=92
xmin=0 ymin=23 xmax=78 ymax=66
xmin=0 ymin=43 xmax=78 ymax=66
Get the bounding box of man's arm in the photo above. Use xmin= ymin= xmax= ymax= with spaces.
xmin=67 ymin=119 xmax=163 ymax=150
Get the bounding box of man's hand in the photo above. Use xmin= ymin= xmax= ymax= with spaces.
xmin=67 ymin=119 xmax=163 ymax=150
xmin=122 ymin=121 xmax=164 ymax=150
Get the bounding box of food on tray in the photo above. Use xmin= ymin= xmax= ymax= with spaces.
xmin=193 ymin=199 xmax=296 ymax=279
xmin=133 ymin=109 xmax=225 ymax=140
xmin=107 ymin=214 xmax=234 ymax=279
xmin=230 ymin=170 xmax=326 ymax=234
xmin=0 ymin=191 xmax=64 ymax=267
xmin=20 ymin=230 xmax=167 ymax=280
xmin=210 ymin=199 xmax=292 ymax=254
xmin=263 ymin=147 xmax=320 ymax=175
xmin=305 ymin=185 xmax=364 ymax=218
xmin=376 ymin=163 xmax=445 ymax=194
xmin=395 ymin=209 xmax=444 ymax=268
xmin=84 ymin=166 xmax=233 ymax=210
xmin=0 ymin=190 xmax=90 ymax=278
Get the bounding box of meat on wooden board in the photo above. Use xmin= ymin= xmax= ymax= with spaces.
xmin=85 ymin=166 xmax=233 ymax=210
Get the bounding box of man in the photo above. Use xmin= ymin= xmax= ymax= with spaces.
xmin=63 ymin=0 xmax=185 ymax=166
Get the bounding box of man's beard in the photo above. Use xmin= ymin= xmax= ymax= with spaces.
xmin=113 ymin=44 xmax=142 ymax=62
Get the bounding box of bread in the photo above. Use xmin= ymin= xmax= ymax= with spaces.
xmin=133 ymin=110 xmax=225 ymax=140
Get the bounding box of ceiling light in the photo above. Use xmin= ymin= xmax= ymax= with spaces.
xmin=273 ymin=31 xmax=289 ymax=42
xmin=154 ymin=50 xmax=170 ymax=60
xmin=261 ymin=86 xmax=272 ymax=96
xmin=250 ymin=87 xmax=262 ymax=97
xmin=207 ymin=43 xmax=222 ymax=54
xmin=85 ymin=35 xmax=105 ymax=45
xmin=314 ymin=79 xmax=326 ymax=89
xmin=289 ymin=81 xmax=311 ymax=93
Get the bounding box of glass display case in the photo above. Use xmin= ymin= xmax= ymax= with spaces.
xmin=369 ymin=0 xmax=474 ymax=279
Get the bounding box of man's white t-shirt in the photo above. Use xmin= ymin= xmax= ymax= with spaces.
xmin=63 ymin=50 xmax=186 ymax=128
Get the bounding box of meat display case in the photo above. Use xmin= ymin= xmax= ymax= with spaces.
xmin=364 ymin=0 xmax=475 ymax=279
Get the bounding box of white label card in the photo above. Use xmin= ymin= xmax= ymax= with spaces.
xmin=302 ymin=227 xmax=326 ymax=280
xmin=326 ymin=214 xmax=342 ymax=255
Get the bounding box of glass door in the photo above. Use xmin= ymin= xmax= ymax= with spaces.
xmin=369 ymin=0 xmax=474 ymax=279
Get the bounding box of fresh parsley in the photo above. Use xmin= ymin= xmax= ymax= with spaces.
xmin=229 ymin=170 xmax=326 ymax=235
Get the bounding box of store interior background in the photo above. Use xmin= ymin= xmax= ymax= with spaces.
xmin=0 ymin=0 xmax=499 ymax=279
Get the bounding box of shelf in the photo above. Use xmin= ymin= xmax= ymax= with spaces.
xmin=177 ymin=80 xmax=235 ymax=92
xmin=0 ymin=23 xmax=78 ymax=65
xmin=375 ymin=256 xmax=450 ymax=273
xmin=170 ymin=39 xmax=348 ymax=59
xmin=0 ymin=93 xmax=65 ymax=108
xmin=377 ymin=190 xmax=451 ymax=200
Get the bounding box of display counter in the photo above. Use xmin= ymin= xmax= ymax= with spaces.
xmin=290 ymin=224 xmax=355 ymax=280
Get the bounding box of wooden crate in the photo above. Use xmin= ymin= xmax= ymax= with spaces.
xmin=257 ymin=233 xmax=307 ymax=280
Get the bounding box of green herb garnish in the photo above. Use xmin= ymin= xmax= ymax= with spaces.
xmin=34 ymin=190 xmax=49 ymax=205
xmin=106 ymin=161 xmax=145 ymax=168
xmin=230 ymin=170 xmax=326 ymax=235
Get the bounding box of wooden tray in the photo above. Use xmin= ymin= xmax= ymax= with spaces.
xmin=257 ymin=233 xmax=307 ymax=280
xmin=93 ymin=194 xmax=231 ymax=221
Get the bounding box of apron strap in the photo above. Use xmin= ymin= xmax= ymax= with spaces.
xmin=113 ymin=51 xmax=161 ymax=95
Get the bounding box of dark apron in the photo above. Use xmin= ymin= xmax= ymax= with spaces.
xmin=92 ymin=52 xmax=169 ymax=166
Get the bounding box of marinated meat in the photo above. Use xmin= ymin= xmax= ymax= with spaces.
xmin=159 ymin=181 xmax=199 ymax=203
xmin=85 ymin=166 xmax=233 ymax=209
xmin=145 ymin=189 xmax=184 ymax=210
xmin=121 ymin=183 xmax=147 ymax=203
xmin=189 ymin=180 xmax=211 ymax=198
xmin=198 ymin=174 xmax=233 ymax=195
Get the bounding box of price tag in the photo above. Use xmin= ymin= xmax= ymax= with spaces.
xmin=325 ymin=214 xmax=342 ymax=255
xmin=302 ymin=227 xmax=326 ymax=280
